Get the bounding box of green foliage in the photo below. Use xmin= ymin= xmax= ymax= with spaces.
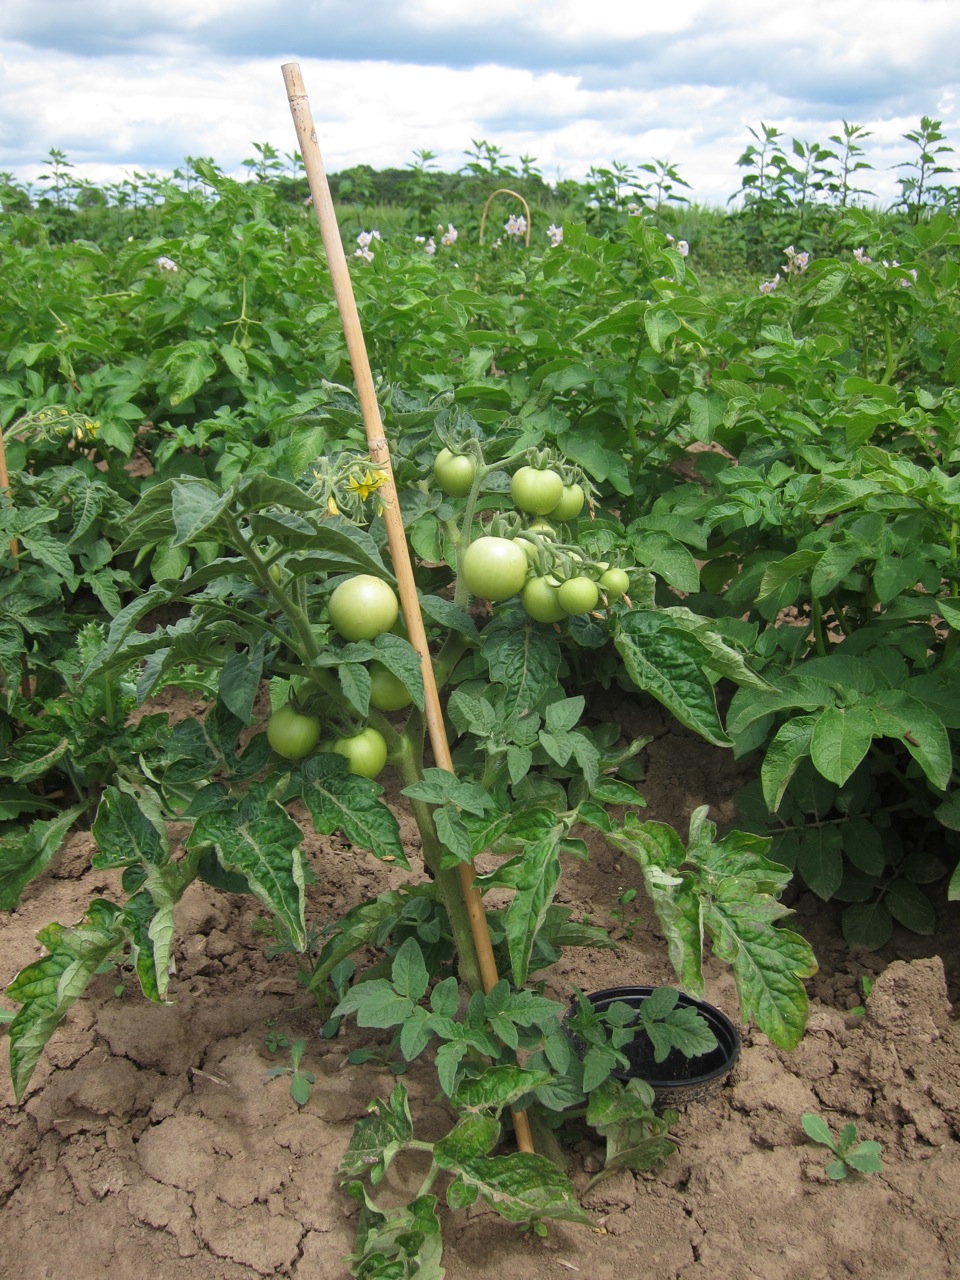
xmin=332 ymin=945 xmax=673 ymax=1267
xmin=607 ymin=807 xmax=818 ymax=1050
xmin=4 ymin=128 xmax=960 ymax=1274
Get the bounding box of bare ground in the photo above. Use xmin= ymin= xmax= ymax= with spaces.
xmin=2 ymin=707 xmax=960 ymax=1280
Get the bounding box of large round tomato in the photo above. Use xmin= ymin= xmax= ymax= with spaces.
xmin=331 ymin=727 xmax=388 ymax=778
xmin=369 ymin=662 xmax=412 ymax=711
xmin=548 ymin=483 xmax=585 ymax=522
xmin=557 ymin=575 xmax=600 ymax=615
xmin=328 ymin=575 xmax=399 ymax=641
xmin=510 ymin=466 xmax=564 ymax=516
xmin=267 ymin=705 xmax=321 ymax=760
xmin=461 ymin=537 xmax=529 ymax=601
xmin=522 ymin=576 xmax=566 ymax=623
xmin=433 ymin=448 xmax=477 ymax=497
xmin=600 ymin=567 xmax=630 ymax=601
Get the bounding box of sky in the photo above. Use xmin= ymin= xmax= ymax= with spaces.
xmin=1 ymin=0 xmax=959 ymax=208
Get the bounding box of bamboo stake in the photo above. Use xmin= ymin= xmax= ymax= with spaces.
xmin=281 ymin=63 xmax=534 ymax=1154
xmin=0 ymin=429 xmax=15 ymax=558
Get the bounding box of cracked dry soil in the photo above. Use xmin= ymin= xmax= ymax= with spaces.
xmin=2 ymin=713 xmax=960 ymax=1280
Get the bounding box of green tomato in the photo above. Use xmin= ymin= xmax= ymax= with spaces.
xmin=547 ymin=483 xmax=585 ymax=522
xmin=522 ymin=576 xmax=567 ymax=623
xmin=524 ymin=519 xmax=557 ymax=539
xmin=369 ymin=662 xmax=412 ymax=711
xmin=513 ymin=536 xmax=540 ymax=565
xmin=331 ymin=727 xmax=388 ymax=778
xmin=328 ymin=575 xmax=399 ymax=641
xmin=510 ymin=466 xmax=564 ymax=516
xmin=266 ymin=705 xmax=321 ymax=760
xmin=600 ymin=567 xmax=630 ymax=601
xmin=433 ymin=448 xmax=478 ymax=497
xmin=557 ymin=575 xmax=600 ymax=615
xmin=462 ymin=536 xmax=529 ymax=601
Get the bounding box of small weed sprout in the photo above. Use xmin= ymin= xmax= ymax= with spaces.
xmin=265 ymin=1039 xmax=316 ymax=1107
xmin=802 ymin=1113 xmax=883 ymax=1180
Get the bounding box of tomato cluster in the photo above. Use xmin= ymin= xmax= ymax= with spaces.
xmin=266 ymin=574 xmax=408 ymax=779
xmin=450 ymin=459 xmax=632 ymax=622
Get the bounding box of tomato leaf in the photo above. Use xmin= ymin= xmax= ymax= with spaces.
xmin=0 ymin=804 xmax=86 ymax=910
xmin=614 ymin=611 xmax=731 ymax=747
xmin=188 ymin=781 xmax=307 ymax=950
xmin=446 ymin=1152 xmax=592 ymax=1227
xmin=298 ymin=754 xmax=408 ymax=868
xmin=6 ymin=902 xmax=126 ymax=1101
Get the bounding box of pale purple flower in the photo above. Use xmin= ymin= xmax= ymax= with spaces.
xmin=440 ymin=223 xmax=458 ymax=246
xmin=547 ymin=224 xmax=563 ymax=247
xmin=504 ymin=213 xmax=527 ymax=238
xmin=354 ymin=247 xmax=374 ymax=262
xmin=676 ymin=239 xmax=689 ymax=257
xmin=356 ymin=230 xmax=381 ymax=250
xmin=156 ymin=255 xmax=178 ymax=272
xmin=782 ymin=245 xmax=810 ymax=274
xmin=424 ymin=237 xmax=436 ymax=255
xmin=759 ymin=274 xmax=781 ymax=295
xmin=853 ymin=247 xmax=871 ymax=264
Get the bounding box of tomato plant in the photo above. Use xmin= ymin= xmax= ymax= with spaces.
xmin=267 ymin=705 xmax=321 ymax=759
xmin=461 ymin=536 xmax=529 ymax=600
xmin=328 ymin=575 xmax=399 ymax=641
xmin=331 ymin=727 xmax=388 ymax=778
xmin=433 ymin=447 xmax=477 ymax=497
xmin=510 ymin=465 xmax=564 ymax=516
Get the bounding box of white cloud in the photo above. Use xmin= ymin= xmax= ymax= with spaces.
xmin=0 ymin=1 xmax=958 ymax=206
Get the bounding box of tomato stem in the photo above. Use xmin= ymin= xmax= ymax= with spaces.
xmin=392 ymin=730 xmax=484 ymax=994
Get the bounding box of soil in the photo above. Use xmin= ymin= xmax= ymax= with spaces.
xmin=2 ymin=701 xmax=960 ymax=1280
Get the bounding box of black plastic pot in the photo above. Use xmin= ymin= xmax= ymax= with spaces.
xmin=569 ymin=986 xmax=741 ymax=1109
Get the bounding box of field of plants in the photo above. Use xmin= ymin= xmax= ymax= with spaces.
xmin=2 ymin=115 xmax=960 ymax=1279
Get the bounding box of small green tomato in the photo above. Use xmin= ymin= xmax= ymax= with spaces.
xmin=331 ymin=727 xmax=388 ymax=778
xmin=600 ymin=567 xmax=630 ymax=601
xmin=521 ymin=576 xmax=567 ymax=623
xmin=557 ymin=576 xmax=600 ymax=615
xmin=267 ymin=706 xmax=321 ymax=760
xmin=547 ymin=483 xmax=585 ymax=522
xmin=369 ymin=663 xmax=412 ymax=711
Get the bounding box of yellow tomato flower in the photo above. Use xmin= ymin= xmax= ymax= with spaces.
xmin=346 ymin=468 xmax=386 ymax=502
